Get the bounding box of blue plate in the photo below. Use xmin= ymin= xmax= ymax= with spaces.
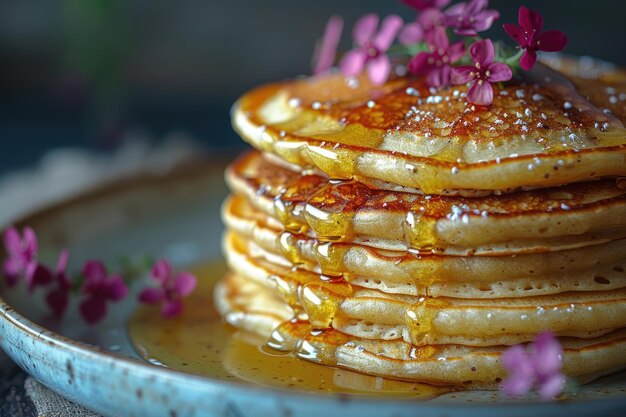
xmin=1 ymin=160 xmax=625 ymax=417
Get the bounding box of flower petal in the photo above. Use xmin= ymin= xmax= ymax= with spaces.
xmin=174 ymin=272 xmax=197 ymax=297
xmin=339 ymin=49 xmax=368 ymax=77
xmin=33 ymin=264 xmax=53 ymax=285
xmin=503 ymin=23 xmax=526 ymax=47
xmin=538 ymin=373 xmax=566 ymax=400
xmin=366 ymin=55 xmax=392 ymax=86
xmin=402 ymin=0 xmax=451 ymax=12
xmin=3 ymin=228 xmax=21 ymax=258
xmin=466 ymin=0 xmax=488 ymax=15
xmin=451 ymin=66 xmax=474 ymax=85
xmin=56 ymin=249 xmax=69 ymax=276
xmin=3 ymin=259 xmax=20 ymax=286
xmin=82 ymin=260 xmax=107 ymax=286
xmin=373 ymin=15 xmax=403 ymax=51
xmin=56 ymin=271 xmax=71 ymax=290
xmin=487 ymin=62 xmax=512 ymax=82
xmin=399 ymin=22 xmax=424 ymax=46
xmin=105 ymin=275 xmax=128 ymax=302
xmin=151 ymin=259 xmax=172 ymax=285
xmin=80 ymin=296 xmax=107 ymax=324
xmin=313 ymin=15 xmax=343 ymax=74
xmin=407 ymin=52 xmax=431 ymax=75
xmin=518 ymin=6 xmax=543 ymax=33
xmin=472 ymin=10 xmax=500 ymax=32
xmin=418 ymin=9 xmax=442 ymax=32
xmin=467 ymin=80 xmax=494 ymax=106
xmin=502 ymin=373 xmax=535 ymax=396
xmin=453 ymin=28 xmax=479 ymax=37
xmin=353 ymin=14 xmax=379 ymax=44
xmin=427 ymin=66 xmax=450 ymax=88
xmin=536 ymin=30 xmax=567 ymax=52
xmin=532 ymin=331 xmax=563 ymax=376
xmin=427 ymin=26 xmax=449 ymax=50
xmin=162 ymin=299 xmax=183 ymax=318
xmin=23 ymin=227 xmax=38 ymax=258
xmin=469 ymin=39 xmax=494 ymax=69
xmin=448 ymin=41 xmax=466 ymax=63
xmin=27 ymin=264 xmax=53 ymax=292
xmin=502 ymin=345 xmax=530 ymax=372
xmin=520 ymin=49 xmax=537 ymax=71
xmin=46 ymin=287 xmax=69 ymax=317
xmin=501 ymin=345 xmax=535 ymax=396
xmin=138 ymin=287 xmax=166 ymax=304
xmin=443 ymin=2 xmax=465 ymax=18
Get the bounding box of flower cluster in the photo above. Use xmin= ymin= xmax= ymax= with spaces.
xmin=312 ymin=1 xmax=567 ymax=106
xmin=138 ymin=259 xmax=197 ymax=318
xmin=2 ymin=227 xmax=197 ymax=324
xmin=501 ymin=331 xmax=566 ymax=399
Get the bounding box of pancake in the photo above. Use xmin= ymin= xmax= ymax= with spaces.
xmin=542 ymin=55 xmax=626 ymax=122
xmin=214 ymin=269 xmax=293 ymax=338
xmin=226 ymin=151 xmax=626 ymax=254
xmin=223 ymin=205 xmax=626 ymax=298
xmin=232 ymin=60 xmax=626 ymax=194
xmin=215 ymin=272 xmax=626 ymax=388
xmin=223 ymin=233 xmax=626 ymax=347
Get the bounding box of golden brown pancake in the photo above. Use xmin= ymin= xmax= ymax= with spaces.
xmin=215 ymin=271 xmax=626 ymax=388
xmin=223 ymin=204 xmax=626 ymax=299
xmin=222 ymin=232 xmax=626 ymax=347
xmin=232 ymin=61 xmax=626 ymax=194
xmin=226 ymin=151 xmax=626 ymax=254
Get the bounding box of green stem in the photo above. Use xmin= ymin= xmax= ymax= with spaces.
xmin=388 ymin=42 xmax=429 ymax=57
xmin=503 ymin=48 xmax=524 ymax=66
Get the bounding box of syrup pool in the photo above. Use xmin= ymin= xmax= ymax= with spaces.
xmin=128 ymin=261 xmax=449 ymax=398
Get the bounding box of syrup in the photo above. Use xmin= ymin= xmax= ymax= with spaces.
xmin=405 ymin=298 xmax=451 ymax=346
xmin=129 ymin=261 xmax=449 ymax=398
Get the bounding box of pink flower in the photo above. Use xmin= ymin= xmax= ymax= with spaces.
xmin=503 ymin=6 xmax=568 ymax=71
xmin=442 ymin=0 xmax=499 ymax=36
xmin=502 ymin=331 xmax=566 ymax=400
xmin=2 ymin=227 xmax=52 ymax=291
xmin=79 ymin=261 xmax=128 ymax=324
xmin=402 ymin=0 xmax=450 ymax=11
xmin=400 ymin=8 xmax=445 ymax=46
xmin=408 ymin=27 xmax=465 ymax=88
xmin=45 ymin=250 xmax=72 ymax=317
xmin=138 ymin=259 xmax=197 ymax=318
xmin=312 ymin=15 xmax=344 ymax=74
xmin=398 ymin=0 xmax=450 ymax=45
xmin=339 ymin=14 xmax=404 ymax=85
xmin=451 ymin=39 xmax=512 ymax=106
xmin=419 ymin=8 xmax=445 ymax=33
xmin=399 ymin=22 xmax=424 ymax=46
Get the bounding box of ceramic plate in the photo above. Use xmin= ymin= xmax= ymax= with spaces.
xmin=1 ymin=158 xmax=625 ymax=417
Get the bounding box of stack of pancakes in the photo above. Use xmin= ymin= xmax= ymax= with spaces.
xmin=217 ymin=57 xmax=626 ymax=389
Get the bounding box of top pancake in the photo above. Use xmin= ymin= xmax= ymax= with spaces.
xmin=232 ymin=58 xmax=626 ymax=194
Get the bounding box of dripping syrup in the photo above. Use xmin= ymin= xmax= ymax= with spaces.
xmin=128 ymin=261 xmax=450 ymax=398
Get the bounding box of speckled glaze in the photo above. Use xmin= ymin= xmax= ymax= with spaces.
xmin=0 ymin=159 xmax=625 ymax=417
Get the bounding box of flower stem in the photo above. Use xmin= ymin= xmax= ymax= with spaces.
xmin=388 ymin=42 xmax=428 ymax=57
xmin=504 ymin=48 xmax=524 ymax=66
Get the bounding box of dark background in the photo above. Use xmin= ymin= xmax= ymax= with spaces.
xmin=1 ymin=0 xmax=625 ymax=175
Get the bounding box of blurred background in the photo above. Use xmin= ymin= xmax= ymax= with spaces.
xmin=1 ymin=0 xmax=625 ymax=176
